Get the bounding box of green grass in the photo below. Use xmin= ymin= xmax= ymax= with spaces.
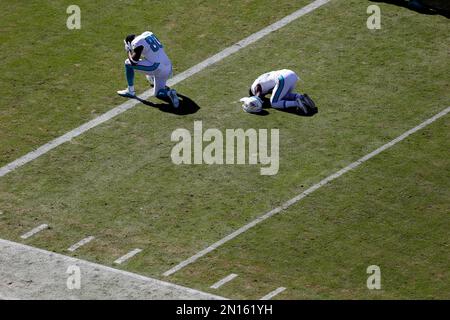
xmin=171 ymin=117 xmax=449 ymax=299
xmin=0 ymin=0 xmax=449 ymax=299
xmin=0 ymin=0 xmax=310 ymax=166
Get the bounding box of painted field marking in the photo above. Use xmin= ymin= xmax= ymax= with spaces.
xmin=210 ymin=273 xmax=238 ymax=289
xmin=20 ymin=224 xmax=48 ymax=240
xmin=67 ymin=236 xmax=95 ymax=252
xmin=260 ymin=287 xmax=286 ymax=300
xmin=0 ymin=292 xmax=19 ymax=300
xmin=0 ymin=0 xmax=331 ymax=179
xmin=114 ymin=248 xmax=143 ymax=265
xmin=0 ymin=238 xmax=225 ymax=300
xmin=163 ymin=106 xmax=450 ymax=276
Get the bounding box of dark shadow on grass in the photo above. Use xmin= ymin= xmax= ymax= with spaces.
xmin=135 ymin=93 xmax=200 ymax=115
xmin=250 ymin=109 xmax=270 ymax=116
xmin=276 ymin=106 xmax=319 ymax=117
xmin=369 ymin=0 xmax=450 ymax=18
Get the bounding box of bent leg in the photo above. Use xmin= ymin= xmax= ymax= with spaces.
xmin=285 ymin=92 xmax=301 ymax=101
xmin=125 ymin=59 xmax=161 ymax=88
xmin=153 ymin=63 xmax=179 ymax=107
xmin=148 ymin=63 xmax=170 ymax=99
xmin=124 ymin=59 xmax=135 ymax=88
xmin=271 ymin=99 xmax=300 ymax=109
xmin=270 ymin=75 xmax=301 ymax=109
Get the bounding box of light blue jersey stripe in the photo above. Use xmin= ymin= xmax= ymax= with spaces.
xmin=273 ymin=76 xmax=285 ymax=103
xmin=125 ymin=62 xmax=161 ymax=86
xmin=130 ymin=62 xmax=160 ymax=72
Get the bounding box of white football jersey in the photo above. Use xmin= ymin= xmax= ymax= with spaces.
xmin=251 ymin=69 xmax=299 ymax=95
xmin=131 ymin=31 xmax=170 ymax=64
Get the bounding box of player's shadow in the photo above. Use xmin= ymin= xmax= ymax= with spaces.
xmin=135 ymin=93 xmax=200 ymax=115
xmin=260 ymin=97 xmax=318 ymax=117
xmin=369 ymin=0 xmax=450 ymax=17
xmin=278 ymin=106 xmax=319 ymax=117
xmin=251 ymin=104 xmax=270 ymax=116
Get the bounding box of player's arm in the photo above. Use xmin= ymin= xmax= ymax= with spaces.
xmin=254 ymin=84 xmax=265 ymax=99
xmin=127 ymin=46 xmax=143 ymax=65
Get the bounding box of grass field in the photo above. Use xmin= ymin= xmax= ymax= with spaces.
xmin=0 ymin=0 xmax=449 ymax=299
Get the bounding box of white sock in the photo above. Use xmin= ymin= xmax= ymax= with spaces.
xmin=128 ymin=86 xmax=135 ymax=92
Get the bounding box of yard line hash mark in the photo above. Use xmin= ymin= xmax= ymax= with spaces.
xmin=0 ymin=0 xmax=331 ymax=178
xmin=114 ymin=248 xmax=143 ymax=265
xmin=20 ymin=224 xmax=49 ymax=240
xmin=260 ymin=287 xmax=286 ymax=300
xmin=210 ymin=274 xmax=238 ymax=289
xmin=67 ymin=236 xmax=95 ymax=252
xmin=163 ymin=106 xmax=450 ymax=276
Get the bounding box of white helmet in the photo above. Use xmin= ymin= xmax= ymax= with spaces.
xmin=240 ymin=96 xmax=263 ymax=113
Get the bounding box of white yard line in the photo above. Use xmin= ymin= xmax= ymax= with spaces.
xmin=0 ymin=238 xmax=225 ymax=300
xmin=210 ymin=274 xmax=238 ymax=289
xmin=20 ymin=224 xmax=48 ymax=240
xmin=0 ymin=0 xmax=331 ymax=179
xmin=260 ymin=287 xmax=286 ymax=300
xmin=114 ymin=248 xmax=143 ymax=265
xmin=163 ymin=106 xmax=450 ymax=276
xmin=67 ymin=236 xmax=95 ymax=252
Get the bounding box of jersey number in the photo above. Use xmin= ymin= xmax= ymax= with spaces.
xmin=145 ymin=35 xmax=163 ymax=52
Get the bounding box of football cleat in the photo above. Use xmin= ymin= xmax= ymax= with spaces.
xmin=168 ymin=89 xmax=180 ymax=108
xmin=296 ymin=96 xmax=308 ymax=114
xmin=117 ymin=88 xmax=136 ymax=98
xmin=302 ymin=94 xmax=316 ymax=109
